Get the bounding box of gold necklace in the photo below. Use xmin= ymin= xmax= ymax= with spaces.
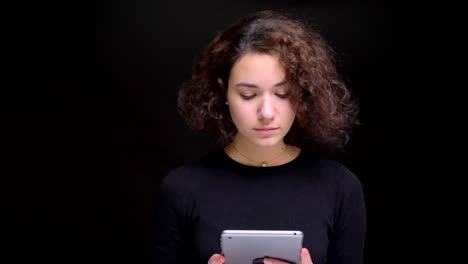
xmin=230 ymin=144 xmax=289 ymax=167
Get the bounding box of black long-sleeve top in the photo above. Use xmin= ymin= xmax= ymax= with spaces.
xmin=152 ymin=148 xmax=366 ymax=264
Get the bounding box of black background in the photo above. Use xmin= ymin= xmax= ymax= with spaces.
xmin=6 ymin=0 xmax=449 ymax=263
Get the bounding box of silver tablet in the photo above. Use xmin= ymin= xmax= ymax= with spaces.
xmin=220 ymin=230 xmax=303 ymax=264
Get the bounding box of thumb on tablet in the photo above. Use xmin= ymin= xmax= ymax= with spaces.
xmin=208 ymin=254 xmax=225 ymax=264
xmin=300 ymin=248 xmax=313 ymax=264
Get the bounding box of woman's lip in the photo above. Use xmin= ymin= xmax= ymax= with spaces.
xmin=254 ymin=128 xmax=278 ymax=135
xmin=254 ymin=128 xmax=278 ymax=131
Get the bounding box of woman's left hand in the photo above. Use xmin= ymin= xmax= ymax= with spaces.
xmin=263 ymin=248 xmax=313 ymax=264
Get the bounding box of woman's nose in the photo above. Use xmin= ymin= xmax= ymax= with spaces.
xmin=258 ymin=97 xmax=275 ymax=122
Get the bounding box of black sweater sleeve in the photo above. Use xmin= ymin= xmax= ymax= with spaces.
xmin=327 ymin=165 xmax=367 ymax=264
xmin=151 ymin=170 xmax=193 ymax=264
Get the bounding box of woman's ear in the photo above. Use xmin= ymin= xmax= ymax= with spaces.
xmin=218 ymin=78 xmax=229 ymax=106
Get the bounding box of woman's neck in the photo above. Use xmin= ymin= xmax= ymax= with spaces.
xmin=225 ymin=134 xmax=296 ymax=167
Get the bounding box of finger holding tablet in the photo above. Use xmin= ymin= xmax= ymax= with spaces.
xmin=208 ymin=254 xmax=225 ymax=264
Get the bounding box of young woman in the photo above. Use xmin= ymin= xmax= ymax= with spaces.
xmin=152 ymin=10 xmax=366 ymax=264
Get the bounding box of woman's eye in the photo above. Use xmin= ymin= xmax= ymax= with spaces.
xmin=276 ymin=93 xmax=289 ymax=99
xmin=240 ymin=94 xmax=256 ymax=100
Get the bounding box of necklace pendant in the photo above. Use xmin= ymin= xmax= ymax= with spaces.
xmin=261 ymin=162 xmax=268 ymax=167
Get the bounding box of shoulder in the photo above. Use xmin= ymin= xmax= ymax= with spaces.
xmin=315 ymin=160 xmax=364 ymax=201
xmin=159 ymin=148 xmax=226 ymax=192
xmin=298 ymin=151 xmax=362 ymax=191
xmin=299 ymin=157 xmax=365 ymax=213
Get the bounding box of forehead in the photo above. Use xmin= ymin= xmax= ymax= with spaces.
xmin=229 ymin=52 xmax=285 ymax=84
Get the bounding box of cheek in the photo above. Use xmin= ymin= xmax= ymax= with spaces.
xmin=229 ymin=102 xmax=251 ymax=124
xmin=281 ymin=102 xmax=295 ymax=117
xmin=284 ymin=107 xmax=297 ymax=126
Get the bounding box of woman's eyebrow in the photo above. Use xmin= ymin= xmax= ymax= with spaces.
xmin=274 ymin=80 xmax=288 ymax=87
xmin=235 ymin=79 xmax=287 ymax=88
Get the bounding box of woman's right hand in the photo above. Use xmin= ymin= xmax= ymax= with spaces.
xmin=208 ymin=254 xmax=225 ymax=264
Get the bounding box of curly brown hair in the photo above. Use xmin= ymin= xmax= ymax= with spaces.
xmin=178 ymin=10 xmax=359 ymax=149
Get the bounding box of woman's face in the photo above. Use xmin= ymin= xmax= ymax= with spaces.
xmin=224 ymin=52 xmax=296 ymax=147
